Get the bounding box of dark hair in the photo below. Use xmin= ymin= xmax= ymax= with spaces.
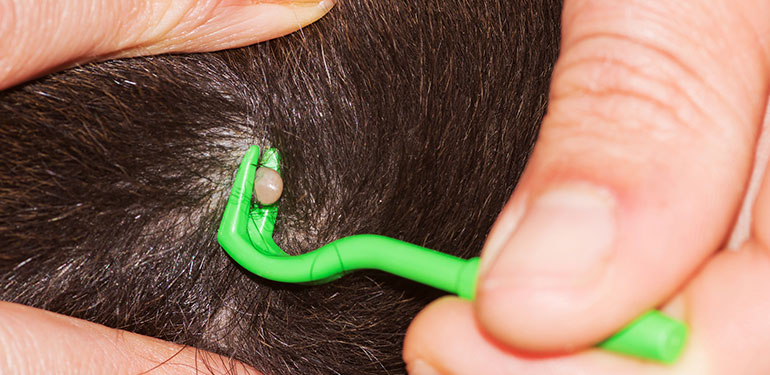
xmin=0 ymin=0 xmax=562 ymax=373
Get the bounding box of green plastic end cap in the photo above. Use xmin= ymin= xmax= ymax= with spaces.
xmin=598 ymin=310 xmax=687 ymax=364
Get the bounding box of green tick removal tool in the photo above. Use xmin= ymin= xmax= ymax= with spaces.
xmin=217 ymin=146 xmax=687 ymax=364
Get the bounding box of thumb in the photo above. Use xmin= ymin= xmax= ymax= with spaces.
xmin=476 ymin=0 xmax=770 ymax=352
xmin=0 ymin=0 xmax=334 ymax=89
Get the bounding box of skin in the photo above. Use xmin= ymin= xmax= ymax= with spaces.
xmin=2 ymin=0 xmax=769 ymax=374
xmin=404 ymin=0 xmax=770 ymax=374
xmin=0 ymin=0 xmax=334 ymax=90
xmin=0 ymin=0 xmax=332 ymax=373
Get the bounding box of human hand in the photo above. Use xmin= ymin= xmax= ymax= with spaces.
xmin=0 ymin=0 xmax=332 ymax=373
xmin=404 ymin=0 xmax=770 ymax=373
xmin=0 ymin=0 xmax=333 ymax=90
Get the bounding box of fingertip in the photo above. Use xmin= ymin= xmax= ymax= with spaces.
xmin=1 ymin=0 xmax=337 ymax=89
xmin=475 ymin=271 xmax=613 ymax=352
xmin=404 ymin=297 xmax=502 ymax=375
xmin=404 ymin=297 xmax=483 ymax=374
xmin=475 ymin=182 xmax=628 ymax=351
xmin=404 ymin=297 xmax=463 ymax=365
xmin=403 ymin=297 xmax=650 ymax=375
xmin=206 ymin=0 xmax=336 ymax=46
xmin=404 ymin=297 xmax=568 ymax=374
xmin=124 ymin=0 xmax=337 ymax=56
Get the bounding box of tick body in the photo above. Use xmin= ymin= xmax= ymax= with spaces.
xmin=254 ymin=167 xmax=283 ymax=205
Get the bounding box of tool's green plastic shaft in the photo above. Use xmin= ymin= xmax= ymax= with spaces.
xmin=597 ymin=310 xmax=687 ymax=363
xmin=325 ymin=236 xmax=481 ymax=299
xmin=217 ymin=146 xmax=687 ymax=364
xmin=217 ymin=146 xmax=479 ymax=292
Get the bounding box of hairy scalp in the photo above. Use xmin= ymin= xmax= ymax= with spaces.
xmin=0 ymin=1 xmax=562 ymax=374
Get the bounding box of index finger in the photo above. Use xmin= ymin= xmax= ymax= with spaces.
xmin=0 ymin=0 xmax=334 ymax=89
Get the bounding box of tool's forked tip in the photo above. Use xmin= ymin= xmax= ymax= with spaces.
xmin=260 ymin=147 xmax=282 ymax=172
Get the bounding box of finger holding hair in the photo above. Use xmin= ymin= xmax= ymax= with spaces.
xmin=0 ymin=0 xmax=335 ymax=89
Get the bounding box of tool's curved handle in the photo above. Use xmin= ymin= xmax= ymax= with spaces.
xmin=331 ymin=237 xmax=686 ymax=363
xmin=218 ymin=146 xmax=687 ymax=364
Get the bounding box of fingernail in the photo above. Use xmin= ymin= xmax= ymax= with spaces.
xmin=256 ymin=0 xmax=333 ymax=6
xmin=407 ymin=359 xmax=442 ymax=375
xmin=268 ymin=0 xmax=337 ymax=9
xmin=252 ymin=0 xmax=336 ymax=28
xmin=483 ymin=184 xmax=616 ymax=289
